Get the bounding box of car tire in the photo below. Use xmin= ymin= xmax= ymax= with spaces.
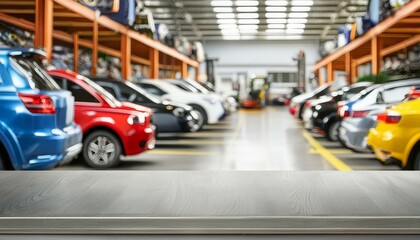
xmin=412 ymin=148 xmax=420 ymax=170
xmin=189 ymin=110 xmax=204 ymax=132
xmin=326 ymin=121 xmax=340 ymax=142
xmin=82 ymin=130 xmax=122 ymax=169
xmin=190 ymin=104 xmax=208 ymax=125
xmin=0 ymin=153 xmax=5 ymax=170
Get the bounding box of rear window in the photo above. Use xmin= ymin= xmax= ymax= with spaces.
xmin=10 ymin=55 xmax=60 ymax=91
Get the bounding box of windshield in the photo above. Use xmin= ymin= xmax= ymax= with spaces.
xmin=186 ymin=80 xmax=210 ymax=94
xmin=349 ymin=85 xmax=378 ymax=101
xmin=9 ymin=54 xmax=60 ymax=91
xmin=125 ymin=81 xmax=161 ymax=104
xmin=78 ymin=75 xmax=121 ymax=107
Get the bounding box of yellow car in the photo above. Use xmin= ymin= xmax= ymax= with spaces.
xmin=367 ymin=99 xmax=420 ymax=169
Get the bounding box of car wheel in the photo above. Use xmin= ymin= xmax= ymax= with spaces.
xmin=188 ymin=110 xmax=204 ymax=132
xmin=412 ymin=148 xmax=420 ymax=170
xmin=190 ymin=104 xmax=208 ymax=125
xmin=0 ymin=153 xmax=5 ymax=170
xmin=326 ymin=121 xmax=340 ymax=142
xmin=82 ymin=130 xmax=121 ymax=169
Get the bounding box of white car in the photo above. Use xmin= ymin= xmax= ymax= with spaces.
xmin=136 ymin=80 xmax=226 ymax=125
xmin=167 ymin=79 xmax=238 ymax=113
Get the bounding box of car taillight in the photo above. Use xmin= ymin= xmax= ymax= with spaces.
xmin=18 ymin=93 xmax=55 ymax=114
xmin=305 ymin=100 xmax=311 ymax=108
xmin=377 ymin=111 xmax=401 ymax=124
xmin=338 ymin=105 xmax=349 ymax=118
xmin=352 ymin=110 xmax=370 ymax=118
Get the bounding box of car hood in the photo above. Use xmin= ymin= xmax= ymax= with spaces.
xmin=120 ymin=102 xmax=153 ymax=114
xmin=291 ymin=92 xmax=314 ymax=104
xmin=162 ymin=101 xmax=192 ymax=111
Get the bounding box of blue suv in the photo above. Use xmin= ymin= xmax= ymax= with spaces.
xmin=0 ymin=48 xmax=82 ymax=170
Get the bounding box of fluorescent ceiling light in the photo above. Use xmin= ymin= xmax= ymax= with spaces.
xmin=216 ymin=13 xmax=235 ymax=18
xmin=218 ymin=24 xmax=238 ymax=29
xmin=265 ymin=0 xmax=288 ymax=6
xmin=286 ymin=28 xmax=304 ymax=33
xmin=238 ymin=24 xmax=259 ymax=29
xmin=237 ymin=19 xmax=260 ymax=24
xmin=223 ymin=35 xmax=241 ymax=40
xmin=291 ymin=0 xmax=314 ymax=6
xmin=287 ymin=23 xmax=306 ymax=28
xmin=236 ymin=7 xmax=258 ymax=12
xmin=266 ymin=18 xmax=287 ymax=23
xmin=265 ymin=29 xmax=285 ymax=33
xmin=287 ymin=18 xmax=308 ymax=23
xmin=237 ymin=13 xmax=259 ymax=18
xmin=235 ymin=0 xmax=259 ymax=6
xmin=211 ymin=0 xmax=233 ymax=6
xmin=267 ymin=24 xmax=285 ymax=28
xmin=266 ymin=12 xmax=287 ymax=18
xmin=289 ymin=12 xmax=308 ymax=18
xmin=291 ymin=6 xmax=311 ymax=11
xmin=266 ymin=6 xmax=287 ymax=11
xmin=221 ymin=28 xmax=240 ymax=34
xmin=213 ymin=7 xmax=233 ymax=12
xmin=217 ymin=18 xmax=237 ymax=24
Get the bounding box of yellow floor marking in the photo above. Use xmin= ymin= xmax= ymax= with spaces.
xmin=303 ymin=131 xmax=352 ymax=171
xmin=147 ymin=150 xmax=217 ymax=156
xmin=309 ymin=149 xmax=354 ymax=155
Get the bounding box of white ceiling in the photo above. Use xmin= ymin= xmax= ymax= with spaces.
xmin=144 ymin=0 xmax=369 ymax=41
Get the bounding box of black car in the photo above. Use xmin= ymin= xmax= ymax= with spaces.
xmin=91 ymin=77 xmax=203 ymax=133
xmin=306 ymin=82 xmax=373 ymax=141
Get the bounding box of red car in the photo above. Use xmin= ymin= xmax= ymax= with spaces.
xmin=48 ymin=69 xmax=155 ymax=169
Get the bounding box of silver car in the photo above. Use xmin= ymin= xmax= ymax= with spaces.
xmin=339 ymin=79 xmax=420 ymax=152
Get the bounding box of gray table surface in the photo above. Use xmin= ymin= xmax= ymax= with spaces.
xmin=0 ymin=171 xmax=419 ymax=235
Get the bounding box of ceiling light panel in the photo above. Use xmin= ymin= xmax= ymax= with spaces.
xmin=267 ymin=24 xmax=285 ymax=28
xmin=287 ymin=18 xmax=308 ymax=23
xmin=213 ymin=7 xmax=233 ymax=12
xmin=217 ymin=19 xmax=237 ymax=24
xmin=286 ymin=28 xmax=305 ymax=33
xmin=266 ymin=12 xmax=287 ymax=18
xmin=237 ymin=19 xmax=260 ymax=24
xmin=216 ymin=13 xmax=235 ymax=18
xmin=265 ymin=0 xmax=288 ymax=6
xmin=289 ymin=12 xmax=308 ymax=18
xmin=236 ymin=7 xmax=258 ymax=12
xmin=286 ymin=23 xmax=306 ymax=28
xmin=218 ymin=24 xmax=238 ymax=29
xmin=266 ymin=6 xmax=287 ymax=11
xmin=235 ymin=0 xmax=259 ymax=6
xmin=291 ymin=7 xmax=311 ymax=11
xmin=237 ymin=13 xmax=259 ymax=18
xmin=238 ymin=24 xmax=259 ymax=29
xmin=211 ymin=0 xmax=233 ymax=6
xmin=266 ymin=18 xmax=287 ymax=23
xmin=291 ymin=0 xmax=314 ymax=6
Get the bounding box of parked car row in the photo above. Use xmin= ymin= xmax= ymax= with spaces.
xmin=290 ymin=78 xmax=420 ymax=169
xmin=0 ymin=48 xmax=235 ymax=170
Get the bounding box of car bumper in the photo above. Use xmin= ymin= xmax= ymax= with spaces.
xmin=302 ymin=108 xmax=313 ymax=129
xmin=368 ymin=128 xmax=404 ymax=164
xmin=124 ymin=124 xmax=156 ymax=156
xmin=21 ymin=124 xmax=83 ymax=170
xmin=339 ymin=120 xmax=371 ymax=152
xmin=206 ymin=103 xmax=225 ymax=124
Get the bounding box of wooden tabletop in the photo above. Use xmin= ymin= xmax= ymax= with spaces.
xmin=0 ymin=171 xmax=419 ymax=234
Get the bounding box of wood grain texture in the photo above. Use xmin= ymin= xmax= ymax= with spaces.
xmin=0 ymin=171 xmax=419 ymax=234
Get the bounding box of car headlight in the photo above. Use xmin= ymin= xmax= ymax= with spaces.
xmin=128 ymin=113 xmax=147 ymax=125
xmin=204 ymin=97 xmax=218 ymax=104
xmin=173 ymin=107 xmax=185 ymax=117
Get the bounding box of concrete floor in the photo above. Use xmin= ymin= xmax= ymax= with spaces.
xmin=57 ymin=107 xmax=400 ymax=171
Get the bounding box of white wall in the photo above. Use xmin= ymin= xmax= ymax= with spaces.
xmin=202 ymin=40 xmax=321 ymax=93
